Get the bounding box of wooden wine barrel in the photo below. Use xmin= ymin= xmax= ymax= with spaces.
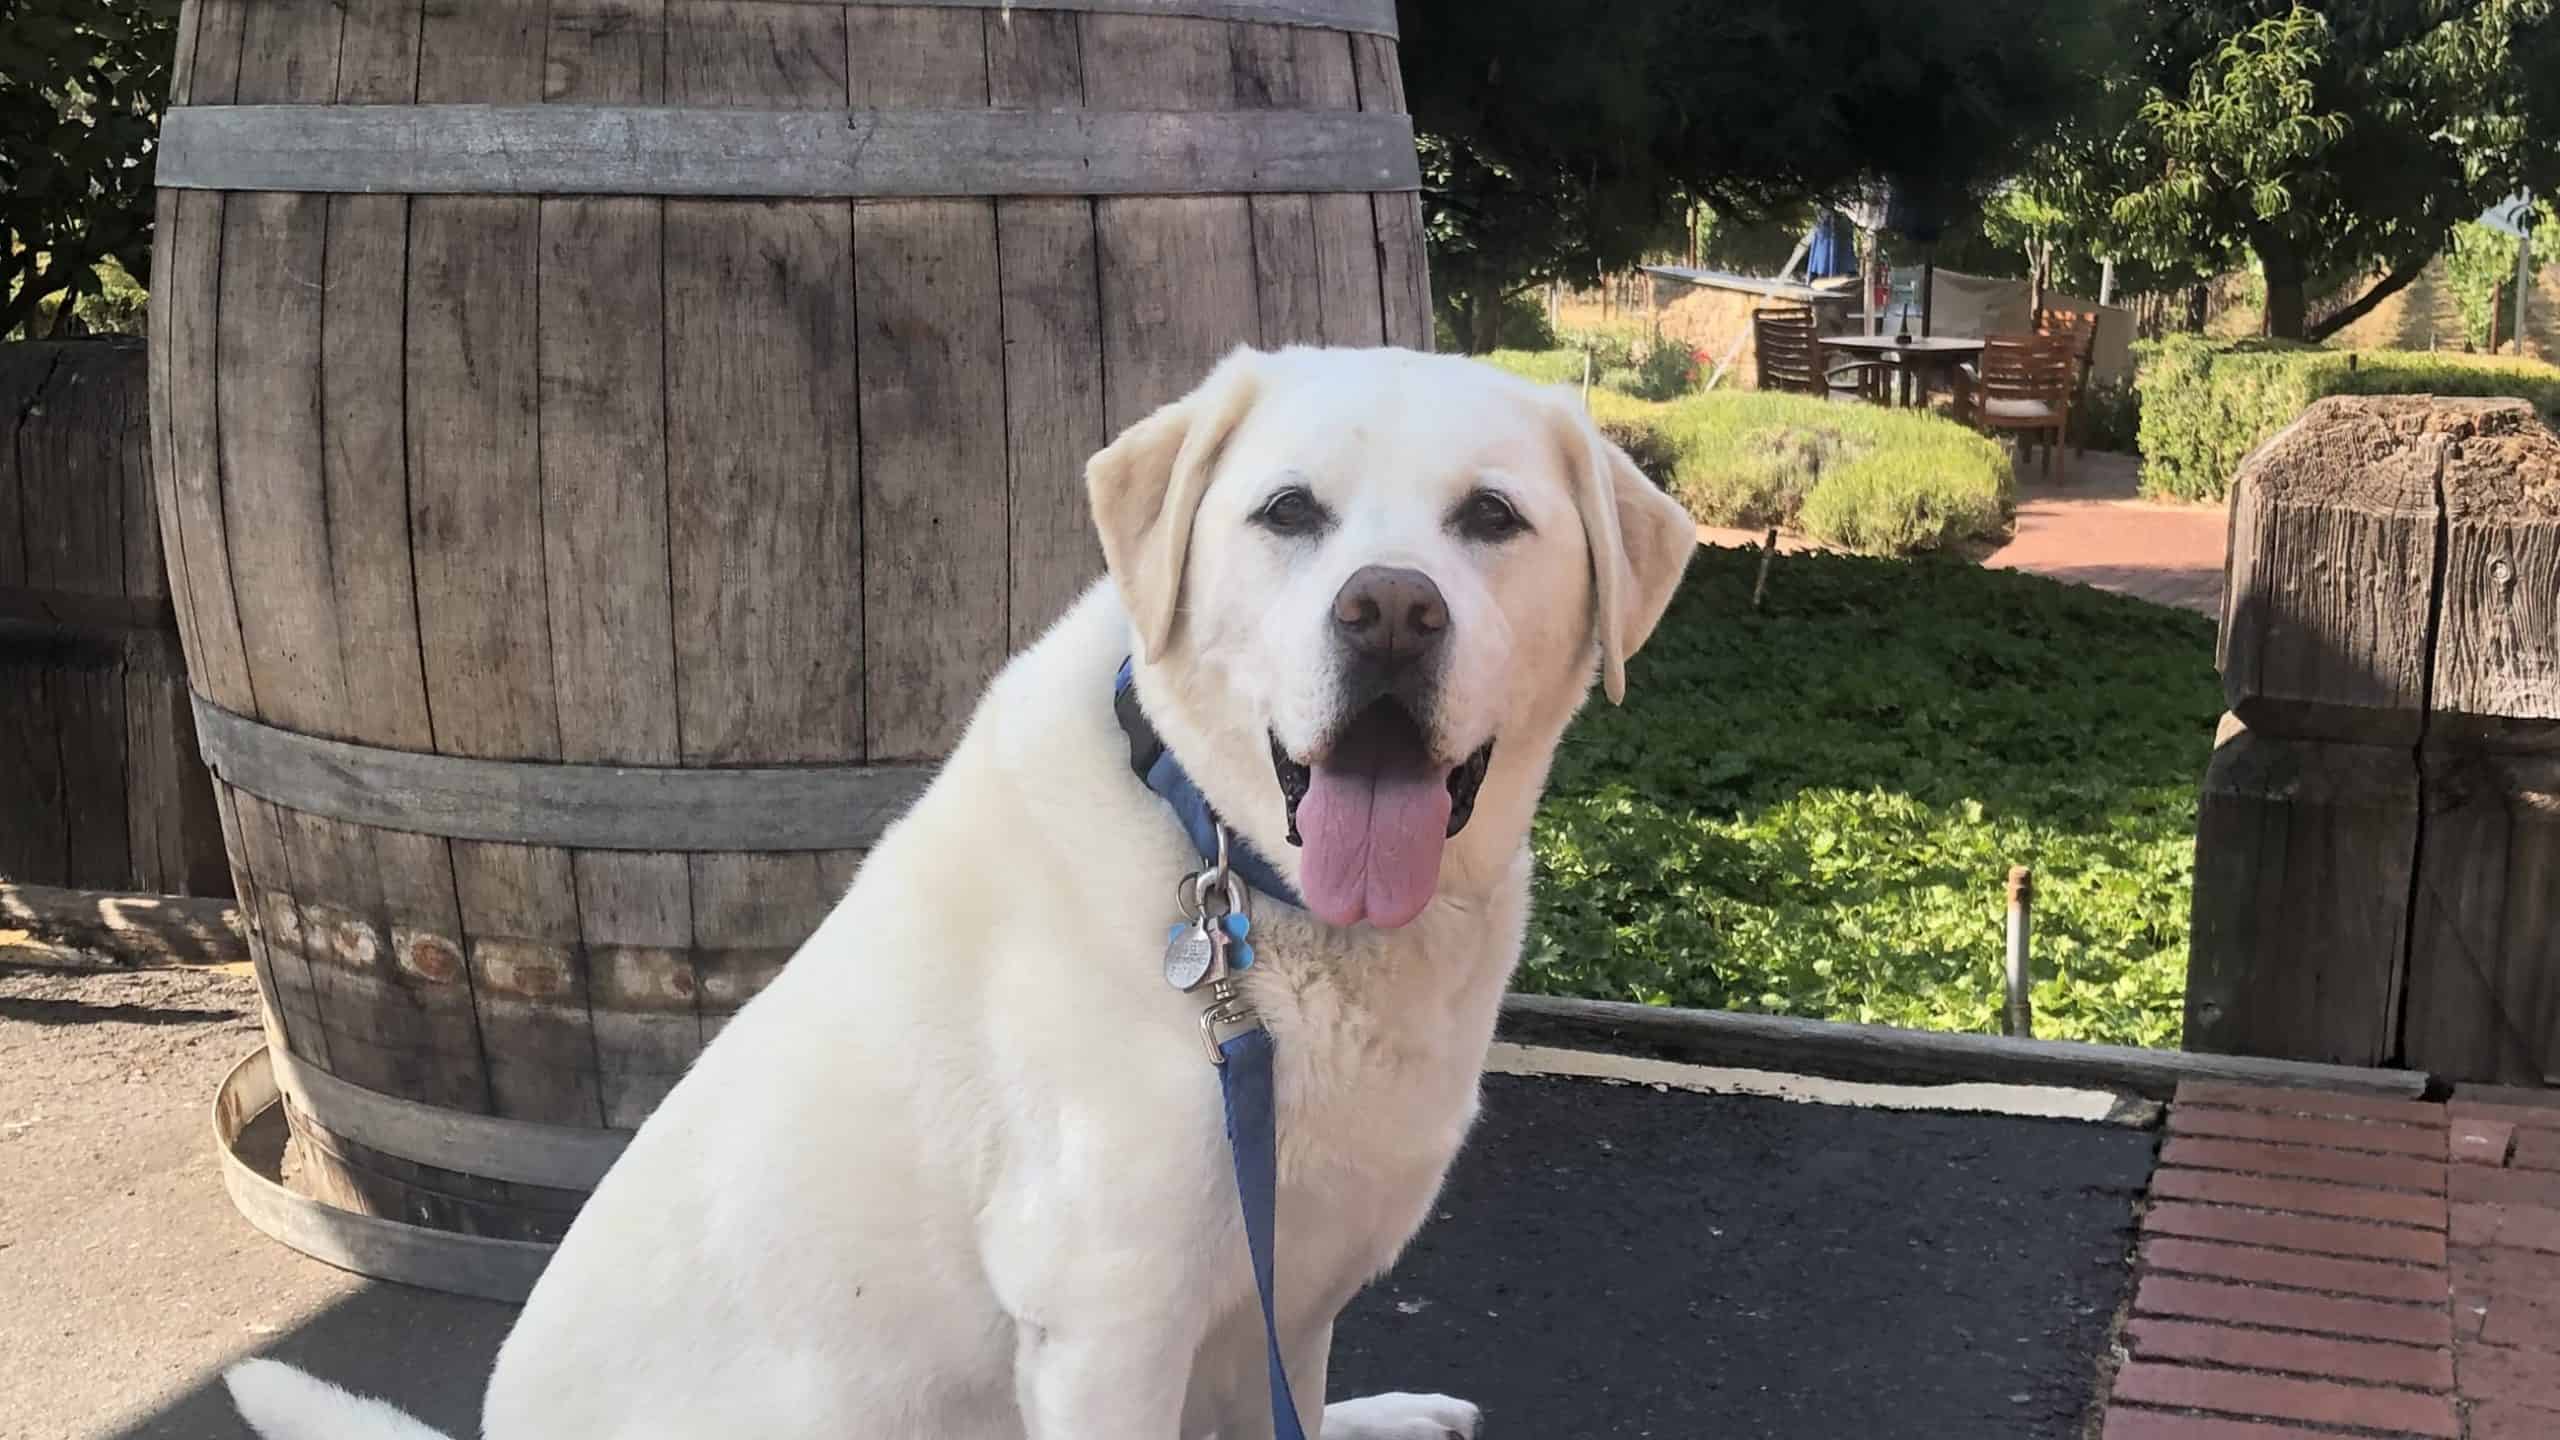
xmin=0 ymin=339 xmax=230 ymax=899
xmin=150 ymin=0 xmax=1426 ymax=1268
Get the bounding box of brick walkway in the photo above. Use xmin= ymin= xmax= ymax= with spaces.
xmin=1981 ymin=453 xmax=2229 ymax=618
xmin=2100 ymin=1081 xmax=2560 ymax=1438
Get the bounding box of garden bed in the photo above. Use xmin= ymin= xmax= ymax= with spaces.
xmin=1483 ymin=350 xmax=2016 ymax=555
xmin=1525 ymin=544 xmax=2220 ymax=1049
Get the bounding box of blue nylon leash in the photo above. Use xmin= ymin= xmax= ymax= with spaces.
xmin=1219 ymin=1027 xmax=1306 ymax=1440
xmin=1113 ymin=658 xmax=1307 ymax=1440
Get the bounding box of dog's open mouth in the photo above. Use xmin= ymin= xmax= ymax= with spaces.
xmin=1269 ymin=702 xmax=1495 ymax=930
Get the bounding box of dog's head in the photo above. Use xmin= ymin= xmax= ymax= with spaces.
xmin=1089 ymin=345 xmax=1695 ymax=931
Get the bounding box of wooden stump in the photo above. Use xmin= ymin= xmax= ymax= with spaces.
xmin=2190 ymin=395 xmax=2560 ymax=1081
xmin=0 ymin=339 xmax=229 ymax=898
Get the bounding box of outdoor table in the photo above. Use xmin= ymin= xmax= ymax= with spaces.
xmin=1820 ymin=334 xmax=1985 ymax=418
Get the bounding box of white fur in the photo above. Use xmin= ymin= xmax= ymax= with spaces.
xmin=225 ymin=346 xmax=1693 ymax=1439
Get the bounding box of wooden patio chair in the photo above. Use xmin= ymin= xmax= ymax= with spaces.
xmin=2034 ymin=305 xmax=2101 ymax=455
xmin=1751 ymin=306 xmax=1888 ymax=402
xmin=1973 ymin=332 xmax=2077 ymax=480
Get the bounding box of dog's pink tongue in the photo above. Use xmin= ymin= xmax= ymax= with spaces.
xmin=1297 ymin=763 xmax=1453 ymax=930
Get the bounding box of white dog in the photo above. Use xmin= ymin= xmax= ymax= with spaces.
xmin=225 ymin=344 xmax=1694 ymax=1439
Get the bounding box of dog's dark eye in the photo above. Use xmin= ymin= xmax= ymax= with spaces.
xmin=1453 ymin=489 xmax=1528 ymax=543
xmin=1254 ymin=485 xmax=1330 ymax=537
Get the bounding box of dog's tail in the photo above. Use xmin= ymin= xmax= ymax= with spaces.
xmin=224 ymin=1359 xmax=461 ymax=1440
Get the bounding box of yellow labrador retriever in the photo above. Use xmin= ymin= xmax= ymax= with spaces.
xmin=227 ymin=344 xmax=1695 ymax=1440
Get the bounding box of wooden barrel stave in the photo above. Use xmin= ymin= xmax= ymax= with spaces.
xmin=154 ymin=0 xmax=1423 ymax=1245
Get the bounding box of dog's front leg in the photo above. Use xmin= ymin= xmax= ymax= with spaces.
xmin=1015 ymin=1323 xmax=1194 ymax=1439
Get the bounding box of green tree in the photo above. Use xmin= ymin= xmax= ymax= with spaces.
xmin=1400 ymin=0 xmax=2115 ymax=352
xmin=2104 ymin=1 xmax=2560 ymax=342
xmin=1 ymin=0 xmax=178 ymax=339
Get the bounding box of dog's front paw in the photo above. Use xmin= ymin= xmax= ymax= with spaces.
xmin=1321 ymin=1391 xmax=1481 ymax=1439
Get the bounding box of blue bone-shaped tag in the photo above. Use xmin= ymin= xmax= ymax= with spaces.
xmin=1164 ymin=913 xmax=1255 ymax=970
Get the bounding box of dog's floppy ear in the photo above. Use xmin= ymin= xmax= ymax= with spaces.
xmin=1554 ymin=393 xmax=1697 ymax=705
xmin=1085 ymin=345 xmax=1267 ymax=662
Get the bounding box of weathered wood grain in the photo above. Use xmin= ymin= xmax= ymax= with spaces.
xmin=2429 ymin=401 xmax=2560 ymax=739
xmin=411 ymin=0 xmax=590 ymax=1129
xmin=204 ymin=156 xmax=401 ymax=1087
xmin=192 ymin=697 xmax=931 ymax=850
xmin=218 ymin=189 xmax=350 ymax=740
xmin=987 ymin=6 xmax=1084 ymax=109
xmin=235 ymin=0 xmax=342 ymax=104
xmin=417 ymin=0 xmax=543 ymax=104
xmin=846 ymin=4 xmax=988 ymax=107
xmin=156 ymin=102 xmax=1422 ymax=199
xmin=0 ymin=880 xmax=247 ymax=969
xmin=177 ymin=0 xmax=251 ymax=109
xmin=333 ymin=0 xmax=424 ymax=106
xmin=3 ymin=343 xmax=220 ymax=894
xmin=667 ymin=1 xmax=865 ymax=1023
xmin=670 ymin=0 xmax=850 ymax=106
xmin=229 ymin=790 xmax=334 ymax=1069
xmin=451 ymin=839 xmax=600 ymax=1126
xmin=317 ymin=6 xmax=494 ymax=1117
xmin=8 ymin=347 xmax=122 ymax=887
xmin=0 ymin=657 xmax=67 ymax=884
xmin=2185 ymin=716 xmax=2417 ymax=1068
xmin=155 ymin=188 xmax=256 ymax=715
xmin=1350 ymin=33 xmax=1429 ymax=349
xmin=755 ymin=0 xmax=1397 ymax=32
xmin=987 ymin=13 xmax=1106 ymax=646
xmin=2218 ymin=397 xmax=2444 ymax=746
xmin=1081 ymin=14 xmax=1263 ymax=425
xmin=545 ymin=0 xmax=664 ymax=103
xmin=852 ymin=7 xmax=1008 ymax=759
xmin=2404 ymin=749 xmax=2560 ymax=1084
xmin=538 ymin=23 xmax=696 ymax=1128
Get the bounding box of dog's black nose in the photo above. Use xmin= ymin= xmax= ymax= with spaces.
xmin=1332 ymin=565 xmax=1448 ymax=665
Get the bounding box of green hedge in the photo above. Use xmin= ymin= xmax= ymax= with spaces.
xmin=1482 ymin=351 xmax=2014 ymax=556
xmin=2136 ymin=337 xmax=2560 ymax=502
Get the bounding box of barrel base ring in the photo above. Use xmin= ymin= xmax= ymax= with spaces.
xmin=213 ymin=1045 xmax=558 ymax=1303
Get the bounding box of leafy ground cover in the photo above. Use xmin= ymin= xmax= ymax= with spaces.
xmin=1523 ymin=544 xmax=2220 ymax=1047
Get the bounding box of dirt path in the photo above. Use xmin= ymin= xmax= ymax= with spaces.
xmin=0 ymin=964 xmax=512 ymax=1440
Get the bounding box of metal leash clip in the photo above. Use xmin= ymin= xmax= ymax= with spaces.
xmin=1161 ymin=826 xmax=1261 ymax=1064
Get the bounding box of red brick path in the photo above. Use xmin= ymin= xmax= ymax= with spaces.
xmin=2100 ymin=1081 xmax=2560 ymax=1437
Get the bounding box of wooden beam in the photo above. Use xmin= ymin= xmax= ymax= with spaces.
xmin=0 ymin=881 xmax=249 ymax=970
xmin=1497 ymin=994 xmax=2433 ymax=1103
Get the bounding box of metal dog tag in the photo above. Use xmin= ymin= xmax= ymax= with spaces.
xmin=1164 ymin=920 xmax=1222 ymax=992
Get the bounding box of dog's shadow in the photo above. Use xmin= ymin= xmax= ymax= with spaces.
xmin=111 ymin=1283 xmax=513 ymax=1439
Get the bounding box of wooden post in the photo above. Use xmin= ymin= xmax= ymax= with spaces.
xmin=2004 ymin=866 xmax=2034 ymax=1039
xmin=1750 ymin=527 xmax=1779 ymax=611
xmin=2190 ymin=396 xmax=2560 ymax=1080
xmin=2516 ymin=205 xmax=2534 ymax=357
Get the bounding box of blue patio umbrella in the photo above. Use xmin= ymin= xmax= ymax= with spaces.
xmin=1805 ymin=207 xmax=1856 ymax=279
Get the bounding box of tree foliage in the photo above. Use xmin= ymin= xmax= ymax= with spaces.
xmin=1 ymin=0 xmax=177 ymax=339
xmin=1399 ymin=0 xmax=2114 ymax=351
xmin=2083 ymin=1 xmax=2560 ymax=341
